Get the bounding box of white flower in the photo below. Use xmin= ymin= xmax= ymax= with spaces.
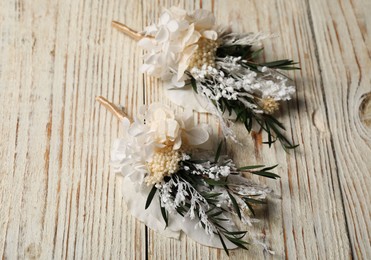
xmin=141 ymin=104 xmax=210 ymax=150
xmin=138 ymin=7 xmax=219 ymax=83
xmin=111 ymin=104 xmax=210 ymax=184
xmin=111 ymin=117 xmax=154 ymax=183
xmin=144 ymin=104 xmax=183 ymax=149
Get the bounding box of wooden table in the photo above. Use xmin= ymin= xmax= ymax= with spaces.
xmin=1 ymin=0 xmax=370 ymax=259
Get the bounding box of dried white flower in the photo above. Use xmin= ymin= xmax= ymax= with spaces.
xmin=111 ymin=104 xmax=210 ymax=184
xmin=138 ymin=7 xmax=219 ymax=84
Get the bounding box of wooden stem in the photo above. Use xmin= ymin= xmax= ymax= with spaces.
xmin=95 ymin=96 xmax=131 ymax=122
xmin=111 ymin=21 xmax=146 ymax=41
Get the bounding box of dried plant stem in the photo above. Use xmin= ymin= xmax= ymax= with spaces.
xmin=95 ymin=96 xmax=131 ymax=122
xmin=111 ymin=21 xmax=148 ymax=41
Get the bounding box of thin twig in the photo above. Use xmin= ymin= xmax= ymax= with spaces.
xmin=95 ymin=96 xmax=131 ymax=122
xmin=111 ymin=21 xmax=149 ymax=41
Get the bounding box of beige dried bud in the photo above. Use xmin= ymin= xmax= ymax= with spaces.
xmin=260 ymin=98 xmax=279 ymax=114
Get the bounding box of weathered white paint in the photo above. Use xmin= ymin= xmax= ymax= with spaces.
xmin=0 ymin=0 xmax=370 ymax=259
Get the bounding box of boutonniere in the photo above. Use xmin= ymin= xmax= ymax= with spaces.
xmin=112 ymin=6 xmax=300 ymax=149
xmin=96 ymin=96 xmax=278 ymax=255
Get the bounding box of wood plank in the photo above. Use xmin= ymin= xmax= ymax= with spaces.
xmin=243 ymin=0 xmax=353 ymax=258
xmin=0 ymin=0 xmax=146 ymax=259
xmin=307 ymin=0 xmax=371 ymax=258
xmin=0 ymin=0 xmax=370 ymax=259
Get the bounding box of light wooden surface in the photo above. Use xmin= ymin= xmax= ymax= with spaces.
xmin=0 ymin=0 xmax=370 ymax=259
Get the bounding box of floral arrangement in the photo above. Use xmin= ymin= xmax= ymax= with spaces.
xmin=96 ymin=96 xmax=278 ymax=255
xmin=112 ymin=7 xmax=300 ymax=149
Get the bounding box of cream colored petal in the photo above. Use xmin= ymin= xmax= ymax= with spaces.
xmin=163 ymin=81 xmax=211 ymax=113
xmin=181 ymin=24 xmax=200 ymax=47
xmin=159 ymin=11 xmax=170 ymax=25
xmin=173 ymin=135 xmax=182 ymax=150
xmin=184 ymin=30 xmax=201 ymax=47
xmin=155 ymin=26 xmax=170 ymax=42
xmin=177 ymin=44 xmax=198 ymax=80
xmin=138 ymin=38 xmax=156 ymax=50
xmin=202 ymin=30 xmax=218 ymax=40
xmin=169 ymin=6 xmax=187 ymax=19
xmin=177 ymin=20 xmax=190 ymax=31
xmin=192 ymin=9 xmax=216 ymax=30
xmin=144 ymin=53 xmax=161 ymax=65
xmin=121 ymin=178 xmax=181 ymax=239
xmin=171 ymin=74 xmax=186 ymax=88
xmin=166 ymin=119 xmax=180 ymax=140
xmin=167 ymin=20 xmax=179 ymax=32
xmin=184 ymin=127 xmax=209 ymax=146
xmin=156 ymin=131 xmax=167 ymax=144
xmin=153 ymin=107 xmax=167 ymax=121
xmin=181 ymin=109 xmax=194 ymax=129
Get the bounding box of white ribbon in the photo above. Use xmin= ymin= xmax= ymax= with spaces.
xmin=119 ymin=173 xmax=238 ymax=249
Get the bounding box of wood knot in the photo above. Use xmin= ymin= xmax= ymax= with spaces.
xmin=25 ymin=243 xmax=41 ymax=259
xmin=312 ymin=109 xmax=327 ymax=133
xmin=359 ymin=92 xmax=371 ymax=129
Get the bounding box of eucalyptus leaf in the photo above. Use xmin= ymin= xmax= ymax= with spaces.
xmin=145 ymin=185 xmax=157 ymax=209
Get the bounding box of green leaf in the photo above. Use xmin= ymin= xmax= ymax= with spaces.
xmin=266 ymin=122 xmax=272 ymax=147
xmin=224 ymin=235 xmax=249 ymax=250
xmin=285 ymin=144 xmax=300 ymax=150
xmin=225 ymin=235 xmax=249 ymax=245
xmin=160 ymin=204 xmax=168 ymax=228
xmin=213 ymin=217 xmax=229 ymax=222
xmin=176 ymin=207 xmax=186 ymax=217
xmin=227 ymin=191 xmax=242 ymax=220
xmin=243 ymin=200 xmax=255 ymax=216
xmin=261 ymin=164 xmax=279 ymax=171
xmin=213 ymin=222 xmax=228 ymax=232
xmin=265 ymin=114 xmax=286 ymax=130
xmin=252 ymin=171 xmax=280 ymax=179
xmin=237 ymin=165 xmax=265 ymax=171
xmin=214 ymin=141 xmax=223 ymax=163
xmin=190 ymin=77 xmax=198 ymax=94
xmin=202 ymin=192 xmax=223 ymax=199
xmin=208 ymin=210 xmax=224 ymax=218
xmin=244 ymin=117 xmax=253 ymax=132
xmin=243 ymin=197 xmax=266 ymax=205
xmin=224 ymin=230 xmax=248 ymax=236
xmin=250 ymin=47 xmax=264 ymax=59
xmin=203 ymin=179 xmax=229 ymax=186
xmin=278 ymin=66 xmax=301 ymax=70
xmin=217 ymin=44 xmax=252 ymax=58
xmin=218 ymin=232 xmax=229 ymax=256
xmin=205 ymin=77 xmax=299 ymax=151
xmin=145 ymin=185 xmax=157 ymax=209
xmin=261 ymin=59 xmax=295 ymax=68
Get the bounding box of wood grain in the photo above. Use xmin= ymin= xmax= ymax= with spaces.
xmin=0 ymin=0 xmax=370 ymax=259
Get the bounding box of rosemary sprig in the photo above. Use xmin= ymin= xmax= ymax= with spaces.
xmin=198 ymin=43 xmax=299 ymax=149
xmin=145 ymin=150 xmax=279 ymax=255
xmin=218 ymin=44 xmax=300 ymax=71
xmin=194 ymin=79 xmax=298 ymax=149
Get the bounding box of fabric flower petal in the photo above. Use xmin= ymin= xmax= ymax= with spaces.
xmin=156 ymin=26 xmax=170 ymax=42
xmin=177 ymin=44 xmax=198 ymax=80
xmin=138 ymin=38 xmax=156 ymax=50
xmin=166 ymin=119 xmax=180 ymax=141
xmin=202 ymin=30 xmax=218 ymax=40
xmin=184 ymin=127 xmax=209 ymax=146
xmin=191 ymin=9 xmax=216 ymax=30
xmin=121 ymin=176 xmax=237 ymax=249
xmin=167 ymin=20 xmax=179 ymax=32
